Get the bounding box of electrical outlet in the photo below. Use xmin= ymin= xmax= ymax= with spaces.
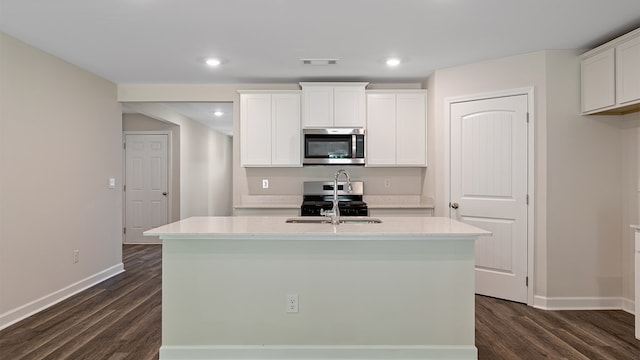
xmin=384 ymin=178 xmax=391 ymax=188
xmin=286 ymin=294 xmax=298 ymax=313
xmin=73 ymin=250 xmax=79 ymax=264
xmin=262 ymin=179 xmax=269 ymax=189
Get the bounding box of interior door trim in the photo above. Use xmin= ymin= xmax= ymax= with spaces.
xmin=444 ymin=87 xmax=535 ymax=306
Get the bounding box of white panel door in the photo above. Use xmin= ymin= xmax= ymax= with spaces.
xmin=125 ymin=134 xmax=168 ymax=243
xmin=450 ymin=95 xmax=528 ymax=303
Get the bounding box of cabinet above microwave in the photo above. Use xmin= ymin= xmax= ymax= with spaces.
xmin=300 ymin=82 xmax=368 ymax=128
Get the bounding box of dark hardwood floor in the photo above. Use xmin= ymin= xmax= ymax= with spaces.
xmin=0 ymin=244 xmax=637 ymax=359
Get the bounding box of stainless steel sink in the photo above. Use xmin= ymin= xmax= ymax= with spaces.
xmin=285 ymin=217 xmax=382 ymax=224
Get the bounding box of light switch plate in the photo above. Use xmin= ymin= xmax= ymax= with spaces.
xmin=108 ymin=178 xmax=116 ymax=189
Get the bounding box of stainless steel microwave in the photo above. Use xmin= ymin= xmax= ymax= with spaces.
xmin=303 ymin=128 xmax=365 ymax=165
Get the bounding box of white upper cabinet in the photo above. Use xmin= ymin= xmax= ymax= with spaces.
xmin=240 ymin=91 xmax=301 ymax=167
xmin=366 ymin=90 xmax=427 ymax=167
xmin=581 ymin=27 xmax=640 ymax=115
xmin=301 ymin=82 xmax=368 ymax=128
xmin=581 ymin=48 xmax=615 ymax=112
xmin=241 ymin=93 xmax=272 ymax=166
xmin=616 ymin=34 xmax=640 ymax=105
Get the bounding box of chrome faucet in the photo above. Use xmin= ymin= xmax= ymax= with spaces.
xmin=321 ymin=169 xmax=352 ymax=225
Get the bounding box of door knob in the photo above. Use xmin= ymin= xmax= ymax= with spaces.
xmin=450 ymin=202 xmax=459 ymax=209
xmin=162 ymin=192 xmax=168 ymax=196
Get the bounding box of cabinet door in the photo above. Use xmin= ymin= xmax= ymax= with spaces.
xmin=581 ymin=48 xmax=616 ymax=113
xmin=271 ymin=93 xmax=301 ymax=166
xmin=240 ymin=94 xmax=272 ymax=166
xmin=396 ymin=93 xmax=427 ymax=166
xmin=366 ymin=93 xmax=397 ymax=165
xmin=303 ymin=86 xmax=333 ymax=128
xmin=616 ymin=35 xmax=640 ymax=105
xmin=334 ymin=86 xmax=366 ymax=127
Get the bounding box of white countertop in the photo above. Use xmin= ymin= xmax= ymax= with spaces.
xmin=145 ymin=216 xmax=490 ymax=240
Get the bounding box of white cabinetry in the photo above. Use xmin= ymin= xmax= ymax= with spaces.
xmin=366 ymin=90 xmax=427 ymax=167
xmin=582 ymin=49 xmax=615 ymax=112
xmin=240 ymin=91 xmax=301 ymax=167
xmin=369 ymin=208 xmax=434 ymax=217
xmin=301 ymin=82 xmax=368 ymax=128
xmin=617 ymin=34 xmax=640 ymax=106
xmin=581 ymin=27 xmax=640 ymax=115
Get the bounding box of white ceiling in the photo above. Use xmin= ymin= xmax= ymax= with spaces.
xmin=162 ymin=102 xmax=234 ymax=136
xmin=2 ymin=0 xmax=639 ymax=134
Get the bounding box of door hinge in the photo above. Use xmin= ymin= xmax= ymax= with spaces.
xmin=526 ymin=194 xmax=529 ymax=205
xmin=123 ymin=184 xmax=126 ymax=192
xmin=123 ymin=142 xmax=126 ymax=150
xmin=526 ymin=112 xmax=529 ymax=123
xmin=123 ymin=227 xmax=126 ymax=234
xmin=526 ymin=276 xmax=529 ymax=287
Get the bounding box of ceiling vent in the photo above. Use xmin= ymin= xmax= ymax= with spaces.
xmin=301 ymin=59 xmax=339 ymax=66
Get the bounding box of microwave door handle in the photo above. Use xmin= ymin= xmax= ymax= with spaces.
xmin=352 ymin=134 xmax=357 ymax=158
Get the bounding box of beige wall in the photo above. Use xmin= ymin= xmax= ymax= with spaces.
xmin=621 ymin=114 xmax=640 ymax=307
xmin=428 ymin=51 xmax=550 ymax=297
xmin=123 ymin=113 xmax=181 ymax=223
xmin=0 ymin=33 xmax=123 ymax=328
xmin=545 ymin=51 xmax=623 ymax=298
xmin=121 ymin=103 xmax=233 ymax=217
xmin=427 ymin=49 xmax=636 ymax=303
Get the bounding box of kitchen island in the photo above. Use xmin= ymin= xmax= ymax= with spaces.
xmin=145 ymin=216 xmax=490 ymax=360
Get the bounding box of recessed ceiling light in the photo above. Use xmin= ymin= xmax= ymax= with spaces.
xmin=213 ymin=111 xmax=224 ymax=117
xmin=386 ymin=58 xmax=401 ymax=67
xmin=205 ymin=58 xmax=221 ymax=66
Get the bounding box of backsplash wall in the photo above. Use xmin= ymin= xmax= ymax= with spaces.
xmin=244 ymin=166 xmax=425 ymax=196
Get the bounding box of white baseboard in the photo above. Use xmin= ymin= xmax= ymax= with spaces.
xmin=622 ymin=297 xmax=635 ymax=315
xmin=0 ymin=263 xmax=124 ymax=331
xmin=533 ymin=295 xmax=631 ymax=311
xmin=159 ymin=345 xmax=478 ymax=360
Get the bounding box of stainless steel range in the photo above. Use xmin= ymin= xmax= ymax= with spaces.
xmin=300 ymin=181 xmax=368 ymax=217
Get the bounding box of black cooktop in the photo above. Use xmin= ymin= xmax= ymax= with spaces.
xmin=300 ymin=181 xmax=368 ymax=216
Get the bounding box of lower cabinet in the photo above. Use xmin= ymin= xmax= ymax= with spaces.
xmin=233 ymin=207 xmax=300 ymax=217
xmin=369 ymin=208 xmax=434 ymax=217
